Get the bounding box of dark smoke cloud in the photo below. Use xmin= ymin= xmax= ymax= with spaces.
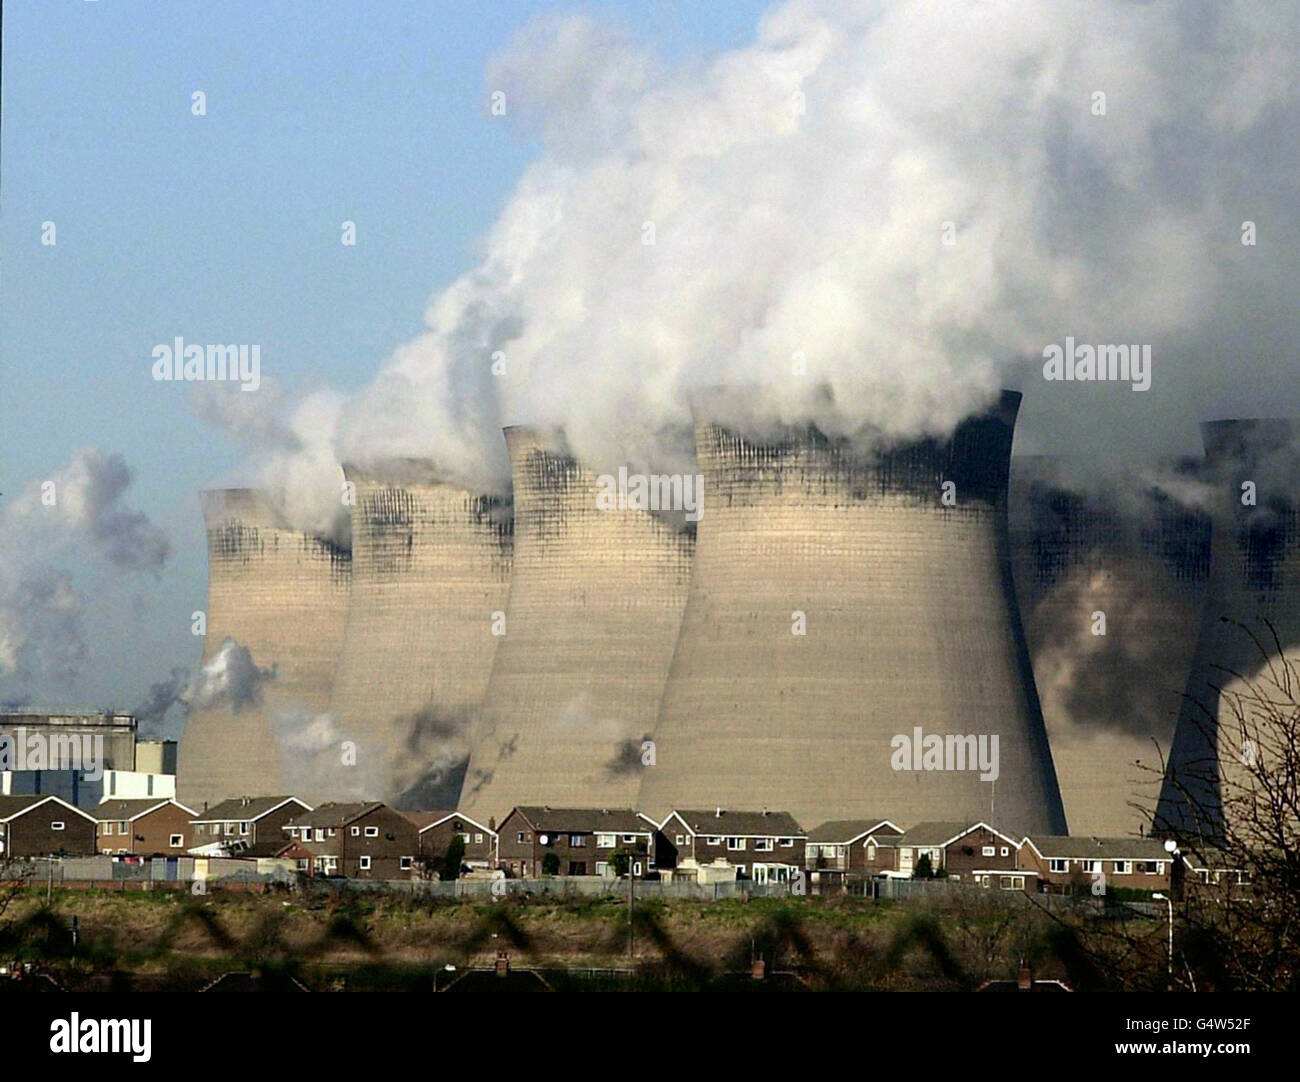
xmin=0 ymin=449 xmax=171 ymax=702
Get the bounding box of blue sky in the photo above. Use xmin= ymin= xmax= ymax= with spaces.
xmin=0 ymin=0 xmax=770 ymax=719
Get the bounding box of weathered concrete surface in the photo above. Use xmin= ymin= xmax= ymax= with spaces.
xmin=178 ymin=490 xmax=351 ymax=811
xmin=640 ymin=392 xmax=1066 ymax=836
xmin=325 ymin=459 xmax=511 ymax=808
xmin=460 ymin=428 xmax=694 ymax=821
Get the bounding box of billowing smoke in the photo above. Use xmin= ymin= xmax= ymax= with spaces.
xmin=273 ymin=704 xmax=472 ymax=810
xmin=1010 ymin=459 xmax=1212 ymax=740
xmin=0 ymin=449 xmax=170 ymax=700
xmin=132 ymin=637 xmax=276 ymax=736
xmin=203 ymin=0 xmax=1300 ymax=517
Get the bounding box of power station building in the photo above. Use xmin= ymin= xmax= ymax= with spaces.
xmin=459 ymin=427 xmax=694 ymax=819
xmin=638 ymin=391 xmax=1067 ymax=835
xmin=325 ymin=459 xmax=512 ymax=808
xmin=178 ymin=490 xmax=351 ymax=810
xmin=1008 ymin=458 xmax=1210 ymax=836
xmin=1157 ymin=419 xmax=1300 ymax=840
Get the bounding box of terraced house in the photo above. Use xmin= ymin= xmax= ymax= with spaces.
xmin=188 ymin=796 xmax=312 ymax=857
xmin=282 ymin=802 xmax=418 ymax=879
xmin=1018 ymin=836 xmax=1175 ymax=894
xmin=95 ymin=798 xmax=196 ymax=857
xmin=402 ymin=810 xmax=497 ymax=872
xmin=655 ymin=809 xmax=806 ymax=883
xmin=0 ymin=795 xmax=96 ymax=857
xmin=496 ymin=807 xmax=656 ymax=878
xmin=804 ymin=818 xmax=902 ymax=882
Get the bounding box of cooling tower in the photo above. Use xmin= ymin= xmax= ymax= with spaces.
xmin=1008 ymin=458 xmax=1210 ymax=836
xmin=638 ymin=390 xmax=1067 ymax=835
xmin=459 ymin=427 xmax=694 ymax=820
xmin=322 ymin=459 xmax=512 ymax=807
xmin=1157 ymin=420 xmax=1300 ymax=839
xmin=178 ymin=490 xmax=351 ymax=809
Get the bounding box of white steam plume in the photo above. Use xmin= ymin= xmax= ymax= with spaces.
xmin=203 ymin=0 xmax=1300 ymax=515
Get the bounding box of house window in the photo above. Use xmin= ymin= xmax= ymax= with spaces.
xmin=239 ymin=822 xmax=250 ymax=835
xmin=474 ymin=833 xmax=483 ymax=844
xmin=170 ymin=834 xmax=183 ymax=847
xmin=118 ymin=821 xmax=128 ymax=834
xmin=1081 ymin=860 xmax=1099 ymax=873
xmin=1142 ymin=861 xmax=1163 ymax=875
xmin=596 ymin=862 xmax=609 ymax=876
xmin=359 ymin=856 xmax=371 ymax=870
xmin=52 ymin=821 xmax=65 ymax=830
xmin=621 ymin=834 xmax=636 ymax=843
xmin=675 ymin=834 xmax=685 ymax=845
xmin=400 ymin=857 xmax=413 ymax=870
xmin=754 ymin=838 xmax=773 ymax=852
xmin=365 ymin=826 xmax=379 ymax=837
xmin=705 ymin=836 xmax=722 ymax=846
xmin=597 ymin=834 xmax=615 ymax=848
xmin=327 ymin=828 xmax=336 ymax=837
xmin=982 ymin=846 xmax=996 ymax=857
xmin=459 ymin=833 xmax=469 ymax=843
xmin=315 ymin=829 xmax=325 ymax=842
xmin=726 ymin=838 xmax=745 ymax=851
xmin=1113 ymin=860 xmax=1130 ymax=874
xmin=571 ymin=834 xmax=587 ymax=847
xmin=1049 ymin=858 xmax=1068 ymax=873
xmin=517 ymin=832 xmax=527 ymax=843
xmin=780 ymin=838 xmax=794 ymax=847
xmin=351 ymin=826 xmax=360 ymax=837
xmin=1000 ymin=847 xmax=1010 ymax=856
xmin=867 ymin=844 xmax=876 ymax=859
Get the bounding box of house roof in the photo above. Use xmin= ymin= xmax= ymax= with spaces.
xmin=0 ymin=794 xmax=98 ymax=823
xmin=94 ymin=798 xmax=194 ymax=822
xmin=1022 ymin=835 xmax=1173 ymax=861
xmin=511 ymin=807 xmax=653 ymax=835
xmin=401 ymin=809 xmax=497 ymax=836
xmin=806 ymin=819 xmax=902 ymax=843
xmin=284 ymin=802 xmax=386 ymax=828
xmin=668 ymin=809 xmax=805 ymax=837
xmin=896 ymin=821 xmax=1021 ymax=848
xmin=192 ymin=796 xmax=309 ymax=823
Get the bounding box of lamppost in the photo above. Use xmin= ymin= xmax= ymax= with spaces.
xmin=1152 ymin=892 xmax=1173 ymax=989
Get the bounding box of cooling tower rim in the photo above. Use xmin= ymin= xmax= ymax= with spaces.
xmin=342 ymin=456 xmax=457 ymax=490
xmin=502 ymin=424 xmax=570 ymax=459
xmin=199 ymin=488 xmax=290 ymax=529
xmin=686 ymin=387 xmax=1022 ymax=448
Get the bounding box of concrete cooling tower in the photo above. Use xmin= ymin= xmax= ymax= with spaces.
xmin=459 ymin=427 xmax=694 ymax=820
xmin=178 ymin=490 xmax=351 ymax=810
xmin=1157 ymin=419 xmax=1300 ymax=840
xmin=1009 ymin=458 xmax=1210 ymax=836
xmin=638 ymin=390 xmax=1067 ymax=836
xmin=323 ymin=459 xmax=512 ymax=808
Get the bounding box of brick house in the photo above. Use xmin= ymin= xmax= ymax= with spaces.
xmin=95 ymin=798 xmax=196 ymax=857
xmin=188 ymin=796 xmax=312 ymax=856
xmin=804 ymin=819 xmax=903 ymax=878
xmin=855 ymin=822 xmax=1022 ymax=879
xmin=282 ymin=802 xmax=418 ymax=879
xmin=1018 ymin=836 xmax=1174 ymax=894
xmin=497 ymin=807 xmax=656 ymax=878
xmin=402 ymin=810 xmax=497 ymax=874
xmin=656 ymin=809 xmax=806 ymax=882
xmin=0 ymin=794 xmax=97 ymax=857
